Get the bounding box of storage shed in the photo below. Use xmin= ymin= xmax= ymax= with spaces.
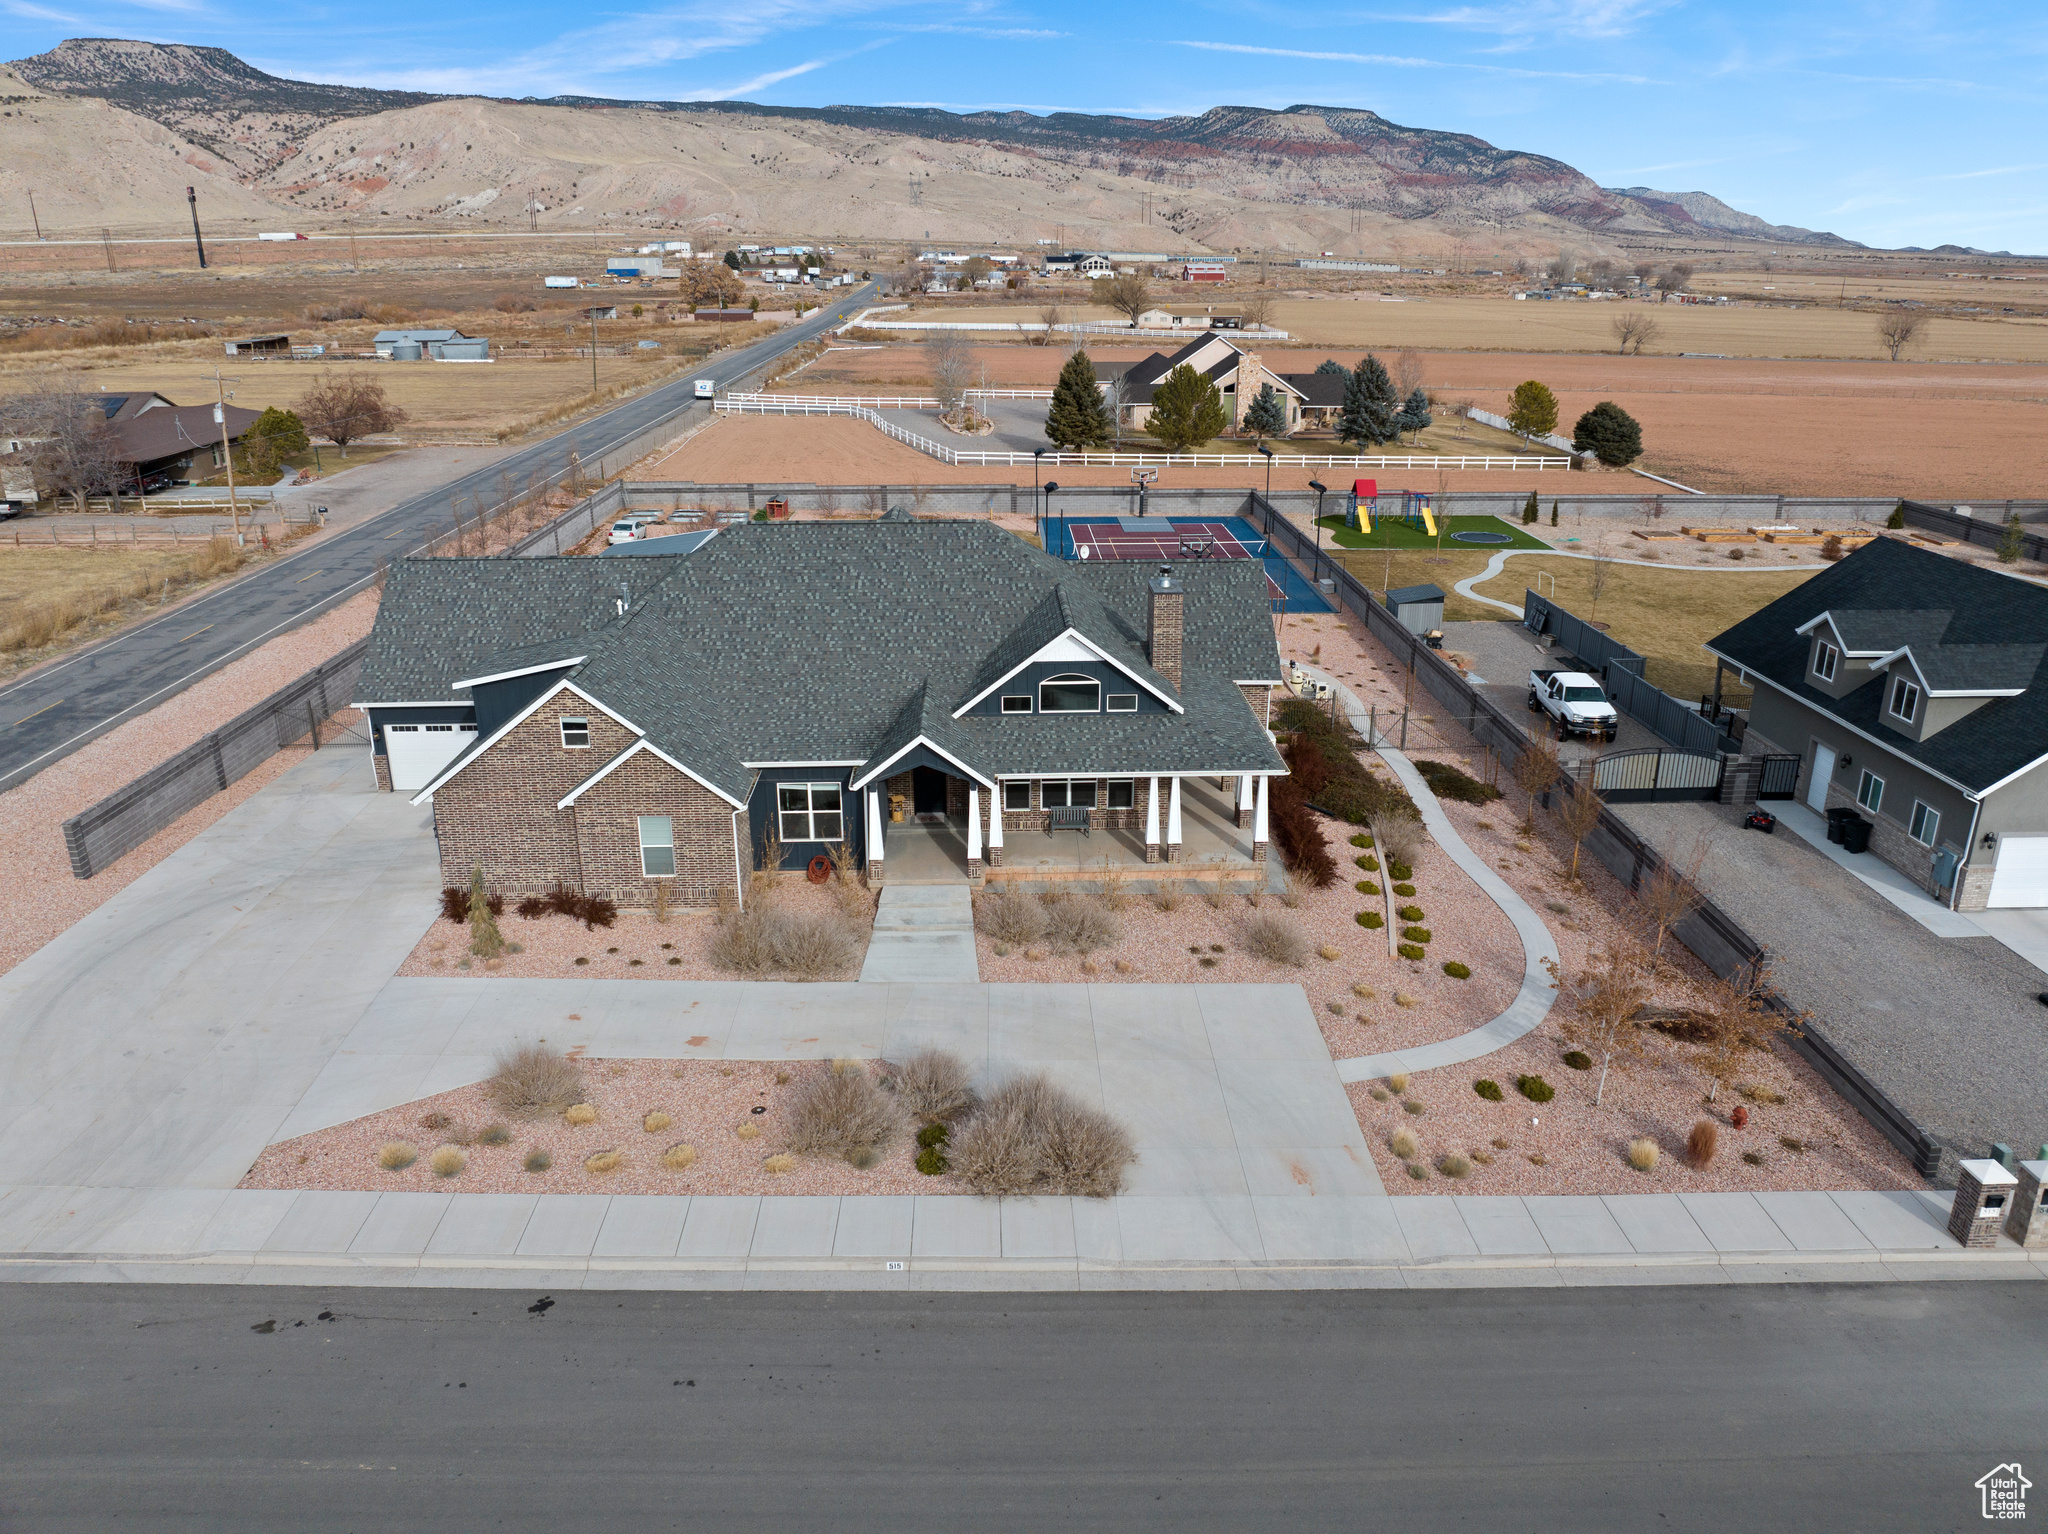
xmin=1384 ymin=583 xmax=1446 ymax=637
xmin=223 ymin=334 xmax=291 ymax=357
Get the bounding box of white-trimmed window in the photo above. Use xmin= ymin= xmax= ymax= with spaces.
xmin=1909 ymin=801 xmax=1939 ymax=846
xmin=1001 ymin=694 xmax=1033 ymax=714
xmin=1813 ymin=641 xmax=1839 ymax=683
xmin=1889 ymin=675 xmax=1921 ymax=724
xmin=1857 ymin=769 xmax=1884 ymax=814
xmin=638 ymin=815 xmax=675 ymax=877
xmin=777 ymin=783 xmax=844 ymax=843
xmin=1107 ymin=693 xmax=1138 ymax=713
xmin=1039 ymin=779 xmax=1098 ymax=809
xmin=1038 ymin=673 xmax=1101 ymax=713
xmin=1002 ymin=781 xmax=1032 ymax=811
xmin=559 ymin=717 xmax=590 ymax=748
xmin=1107 ymin=779 xmax=1135 ymax=809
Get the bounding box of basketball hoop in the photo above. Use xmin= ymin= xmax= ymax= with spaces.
xmin=1130 ymin=469 xmax=1159 ymax=487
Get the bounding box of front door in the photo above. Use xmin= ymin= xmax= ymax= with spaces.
xmin=1807 ymin=743 xmax=1835 ymax=813
xmin=912 ymin=766 xmax=948 ymax=823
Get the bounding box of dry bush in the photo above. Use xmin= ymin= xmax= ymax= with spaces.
xmin=662 ymin=1143 xmax=698 ymax=1171
xmin=1152 ymin=879 xmax=1187 ymax=911
xmin=1687 ymin=1120 xmax=1719 ymax=1167
xmin=584 ymin=1150 xmax=623 ymax=1174
xmin=523 ymin=1147 xmax=552 ymax=1172
xmin=763 ymin=1153 xmax=798 ymax=1174
xmin=1439 ymin=1153 xmax=1472 ymax=1178
xmin=1627 ymin=1137 xmax=1660 ymax=1172
xmin=976 ymin=885 xmax=1047 ymax=945
xmin=1279 ymin=873 xmax=1306 ymax=909
xmin=430 ymin=1145 xmax=466 ymax=1178
xmin=1097 ymin=860 xmax=1133 ymax=912
xmin=377 ymin=1141 xmax=418 ymax=1171
xmin=1240 ymin=911 xmax=1307 ymax=967
xmin=784 ymin=1060 xmax=906 ymax=1159
xmin=889 ymin=1048 xmax=977 ymax=1123
xmin=476 ymin=1123 xmax=511 ymax=1146
xmin=487 ymin=1042 xmax=583 ymax=1116
xmin=710 ymin=902 xmax=862 ymax=978
xmin=643 ymin=1111 xmax=672 ymax=1133
xmin=1046 ymin=897 xmax=1121 ymax=955
xmin=1390 ymin=1127 xmax=1420 ymax=1160
xmin=564 ymin=1102 xmax=598 ymax=1126
xmin=735 ymin=1122 xmax=761 ymax=1140
xmin=1387 ymin=1072 xmax=1411 ymax=1093
xmin=949 ymin=1073 xmax=1135 ymax=1197
xmin=1200 ymin=876 xmax=1232 ymax=910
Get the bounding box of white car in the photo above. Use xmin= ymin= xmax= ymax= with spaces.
xmin=607 ymin=514 xmax=659 ymax=546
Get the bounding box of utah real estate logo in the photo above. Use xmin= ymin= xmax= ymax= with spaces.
xmin=1978 ymin=1463 xmax=2030 ymax=1521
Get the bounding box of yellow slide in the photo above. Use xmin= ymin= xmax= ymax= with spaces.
xmin=1419 ymin=506 xmax=1437 ymax=537
xmin=1359 ymin=501 xmax=1372 ymax=533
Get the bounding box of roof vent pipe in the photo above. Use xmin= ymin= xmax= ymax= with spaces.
xmin=616 ymin=581 xmax=630 ymax=617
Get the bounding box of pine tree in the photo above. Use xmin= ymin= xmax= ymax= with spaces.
xmin=467 ymin=867 xmax=504 ymax=959
xmin=1508 ymin=379 xmax=1560 ymax=439
xmin=1045 ymin=349 xmax=1112 ymax=449
xmin=1999 ymin=507 xmax=2025 ymax=564
xmin=1570 ymin=400 xmax=1643 ymax=466
xmin=1522 ymin=490 xmax=1540 ymax=525
xmin=1244 ymin=382 xmax=1287 ymax=436
xmin=1885 ymin=503 xmax=1905 ymax=530
xmin=1550 ymin=501 xmax=1559 ymax=527
xmin=1396 ymin=387 xmax=1432 ymax=442
xmin=1314 ymin=358 xmax=1348 ymax=377
xmin=1145 ymin=364 xmax=1228 ymax=451
xmin=1337 ymin=354 xmax=1400 ymax=447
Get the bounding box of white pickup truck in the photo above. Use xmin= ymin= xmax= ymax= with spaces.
xmin=1528 ymin=669 xmax=1619 ymax=741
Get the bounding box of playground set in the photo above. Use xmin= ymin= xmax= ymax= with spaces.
xmin=1344 ymin=478 xmax=1439 ymax=538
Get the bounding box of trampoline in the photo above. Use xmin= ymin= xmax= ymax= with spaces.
xmin=1451 ymin=530 xmax=1514 ymax=545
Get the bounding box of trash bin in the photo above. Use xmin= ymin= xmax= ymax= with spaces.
xmin=1825 ymin=806 xmax=1857 ymax=844
xmin=1841 ymin=815 xmax=1873 ymax=854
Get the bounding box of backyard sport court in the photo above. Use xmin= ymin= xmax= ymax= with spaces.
xmin=1040 ymin=516 xmax=1335 ymax=612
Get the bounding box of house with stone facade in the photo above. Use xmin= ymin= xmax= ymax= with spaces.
xmin=353 ymin=513 xmax=1288 ymax=909
xmin=1104 ymin=332 xmax=1314 ymax=436
xmin=1708 ymin=536 xmax=2048 ymax=910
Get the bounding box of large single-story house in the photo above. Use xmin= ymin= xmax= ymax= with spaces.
xmin=1103 ymin=332 xmax=1346 ymax=435
xmin=2 ymin=391 xmax=262 ymax=500
xmin=354 ymin=513 xmax=1288 ymax=909
xmin=1708 ymin=536 xmax=2048 ymax=910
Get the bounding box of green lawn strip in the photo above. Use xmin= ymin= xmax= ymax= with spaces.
xmin=1314 ymin=514 xmax=1553 ymax=553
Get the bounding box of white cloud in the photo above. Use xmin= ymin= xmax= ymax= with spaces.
xmin=1171 ymin=39 xmax=1655 ymax=83
xmin=3 ymin=0 xmax=82 ymax=21
xmin=1382 ymin=0 xmax=1676 ymax=40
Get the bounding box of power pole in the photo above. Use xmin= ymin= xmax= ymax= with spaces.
xmin=588 ymin=307 xmax=599 ymax=394
xmin=101 ymin=228 xmax=117 ymax=273
xmin=27 ymin=191 xmax=42 ymax=241
xmin=213 ymin=370 xmax=243 ymax=544
xmin=187 ymin=186 xmax=208 ymax=269
xmin=349 ymin=230 xmax=359 ymax=271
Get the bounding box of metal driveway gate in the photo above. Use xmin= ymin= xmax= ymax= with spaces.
xmin=1756 ymin=755 xmax=1801 ymax=800
xmin=1592 ymin=748 xmax=1725 ymax=803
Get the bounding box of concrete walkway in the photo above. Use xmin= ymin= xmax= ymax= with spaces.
xmin=1451 ymin=546 xmax=1806 ymax=616
xmin=1775 ymin=800 xmax=1984 ymax=938
xmin=858 ymin=886 xmax=979 ymax=982
xmin=1301 ymin=665 xmax=1561 ymax=1081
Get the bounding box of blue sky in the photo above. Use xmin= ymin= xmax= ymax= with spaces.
xmin=11 ymin=0 xmax=2046 ymax=251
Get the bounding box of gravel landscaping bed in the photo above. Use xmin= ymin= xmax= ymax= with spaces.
xmin=243 ymin=1056 xmax=964 ymax=1197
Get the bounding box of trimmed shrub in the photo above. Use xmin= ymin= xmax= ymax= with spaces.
xmin=1388 ymin=861 xmax=1413 ymax=881
xmin=949 ymin=1072 xmax=1136 ymax=1197
xmin=489 ymin=1043 xmax=583 ymax=1116
xmin=1356 ymin=855 xmax=1381 ymax=872
xmin=1397 ymin=906 xmax=1424 ymax=922
xmin=662 ymin=1143 xmax=698 ymax=1171
xmin=1397 ymin=942 xmax=1426 ymax=961
xmin=1241 ymin=912 xmax=1308 ymax=966
xmin=916 ymin=1121 xmax=951 ymax=1149
xmin=1687 ymin=1119 xmax=1719 ymax=1168
xmin=891 ymin=1049 xmax=977 ymax=1123
xmin=1442 ymin=961 xmax=1472 ymax=979
xmin=1401 ymin=925 xmax=1431 ymax=943
xmin=915 ymin=1145 xmax=949 ymax=1175
xmin=1563 ymin=1050 xmax=1592 ymax=1071
xmin=1473 ymin=1079 xmax=1503 ymax=1101
xmin=1356 ymin=911 xmax=1384 ymax=929
xmin=1393 ymin=883 xmax=1416 ymax=897
xmin=1356 ymin=880 xmax=1380 ymax=895
xmin=1412 ymin=759 xmax=1502 ymax=805
xmin=977 ymin=885 xmax=1047 ymax=945
xmin=1627 ymin=1138 xmax=1660 ymax=1172
xmin=377 ymin=1141 xmax=418 ymax=1171
xmin=1350 ymin=833 xmax=1374 ymax=848
xmin=1516 ymin=1074 xmax=1555 ymax=1103
xmin=786 ymin=1059 xmax=904 ymax=1159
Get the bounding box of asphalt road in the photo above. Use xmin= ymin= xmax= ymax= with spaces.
xmin=0 ymin=284 xmax=874 ymax=792
xmin=1 ymin=1281 xmax=2039 ymax=1531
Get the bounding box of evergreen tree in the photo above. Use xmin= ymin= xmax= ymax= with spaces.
xmin=1045 ymin=349 xmax=1113 ymax=449
xmin=723 ymin=250 xmax=742 ymax=270
xmin=1508 ymin=379 xmax=1560 ymax=439
xmin=1999 ymin=507 xmax=2026 ymax=564
xmin=1337 ymin=354 xmax=1400 ymax=447
xmin=1885 ymin=503 xmax=1905 ymax=530
xmin=242 ymin=406 xmax=310 ymax=478
xmin=1244 ymin=382 xmax=1287 ymax=437
xmin=1145 ymin=364 xmax=1228 ymax=451
xmin=1570 ymin=400 xmax=1643 ymax=466
xmin=1550 ymin=501 xmax=1559 ymax=527
xmin=1314 ymin=358 xmax=1348 ymax=378
xmin=1396 ymin=387 xmax=1432 ymax=442
xmin=1522 ymin=489 xmax=1540 ymax=526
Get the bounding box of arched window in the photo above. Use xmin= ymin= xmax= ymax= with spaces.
xmin=1038 ymin=672 xmax=1101 ymax=713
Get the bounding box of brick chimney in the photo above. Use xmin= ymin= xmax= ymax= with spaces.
xmin=1148 ymin=564 xmax=1183 ymax=690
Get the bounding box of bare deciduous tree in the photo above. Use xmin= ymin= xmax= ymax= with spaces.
xmin=1367 ymin=807 xmax=1424 ymax=958
xmin=1035 ymin=302 xmax=1065 ymax=347
xmin=1876 ymin=310 xmax=1926 ymax=361
xmin=1632 ymin=260 xmax=1658 ymax=285
xmin=1655 ymin=262 xmax=1695 ymax=295
xmin=1551 ymin=770 xmax=1606 ymax=883
xmin=296 ymin=373 xmax=407 ymax=457
xmin=1513 ymin=730 xmax=1562 ymax=834
xmin=1631 ymin=828 xmax=1713 ymax=972
xmin=1547 ymin=251 xmax=1579 ymax=285
xmin=0 ymin=389 xmax=130 ymax=510
xmin=1611 ymin=309 xmax=1663 ymax=355
xmin=1586 ymin=540 xmax=1616 ymax=619
xmin=925 ymin=330 xmax=973 ymax=421
xmin=1544 ymin=938 xmax=1656 ymax=1106
xmin=1237 ymin=288 xmax=1277 ymax=330
xmin=1100 ymin=272 xmax=1153 ymax=326
xmin=1392 ymin=348 xmax=1426 ymax=403
xmin=1695 ymin=955 xmax=1803 ymax=1102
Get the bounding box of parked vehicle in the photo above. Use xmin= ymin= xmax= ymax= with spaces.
xmin=1528 ymin=669 xmax=1619 ymax=741
xmin=607 ymin=514 xmax=660 ymax=546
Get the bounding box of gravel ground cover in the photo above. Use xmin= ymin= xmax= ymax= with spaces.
xmin=396 ymin=877 xmax=875 ymax=981
xmin=242 ymin=1056 xmax=963 ymax=1197
xmin=0 ymin=590 xmax=380 ymax=977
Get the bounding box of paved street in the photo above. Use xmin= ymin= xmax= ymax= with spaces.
xmin=0 ymin=284 xmax=873 ymax=792
xmin=1 ymin=1281 xmax=2039 ymax=1531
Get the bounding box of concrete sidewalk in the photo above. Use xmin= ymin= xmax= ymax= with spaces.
xmin=858 ymin=885 xmax=979 ymax=983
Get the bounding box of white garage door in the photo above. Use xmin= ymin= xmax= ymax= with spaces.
xmin=1987 ymin=834 xmax=2048 ymax=908
xmin=384 ymin=722 xmax=477 ymax=793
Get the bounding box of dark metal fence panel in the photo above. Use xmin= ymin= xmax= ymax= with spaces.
xmin=506 ymin=480 xmax=628 ymax=558
xmin=1593 ymin=749 xmax=1722 ymax=801
xmin=1524 ymin=588 xmax=1727 ymax=754
xmin=60 ymin=639 xmax=370 ymax=880
xmin=1757 ymin=756 xmax=1801 ymax=799
xmin=1899 ymin=499 xmax=2048 ymax=563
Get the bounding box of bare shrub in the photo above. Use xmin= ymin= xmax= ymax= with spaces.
xmin=784 ymin=1060 xmax=906 ymax=1159
xmin=976 ymin=884 xmax=1047 ymax=945
xmin=1279 ymin=873 xmax=1306 ymax=909
xmin=1152 ymin=878 xmax=1187 ymax=911
xmin=488 ymin=1043 xmax=583 ymax=1116
xmin=889 ymin=1048 xmax=977 ymax=1123
xmin=1045 ymin=897 xmax=1121 ymax=955
xmin=710 ymin=903 xmax=862 ymax=978
xmin=949 ymin=1073 xmax=1135 ymax=1197
xmin=1240 ymin=911 xmax=1308 ymax=966
xmin=1097 ymin=859 xmax=1133 ymax=912
xmin=1200 ymin=876 xmax=1232 ymax=910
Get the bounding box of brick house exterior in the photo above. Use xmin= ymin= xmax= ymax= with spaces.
xmin=356 ymin=514 xmax=1287 ymax=910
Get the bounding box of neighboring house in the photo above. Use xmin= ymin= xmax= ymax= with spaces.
xmin=1042 ymin=253 xmax=1086 ymax=276
xmin=373 ymin=328 xmax=491 ymax=360
xmin=354 ymin=513 xmax=1288 ymax=910
xmin=7 ymin=392 xmax=259 ymax=496
xmin=1181 ymin=262 xmax=1229 ymax=283
xmin=1707 ymin=537 xmax=2048 ymax=910
xmin=1103 ymin=331 xmax=1313 ymax=435
xmin=1136 ymin=309 xmax=1243 ymax=331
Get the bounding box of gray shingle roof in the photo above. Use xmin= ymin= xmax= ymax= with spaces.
xmin=360 ymin=519 xmax=1285 ymax=799
xmin=1709 ymin=537 xmax=2048 ymax=793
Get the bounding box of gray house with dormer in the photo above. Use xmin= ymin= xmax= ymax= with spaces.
xmin=1707 ymin=537 xmax=2048 ymax=910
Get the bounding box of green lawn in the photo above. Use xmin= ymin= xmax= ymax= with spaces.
xmin=1315 ymin=513 xmax=1553 ymax=552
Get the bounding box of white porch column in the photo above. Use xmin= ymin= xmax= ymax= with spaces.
xmin=988 ymin=784 xmax=1004 ymax=863
xmin=1145 ymin=775 xmax=1161 ymax=863
xmin=1166 ymin=774 xmax=1183 ymax=862
xmin=1252 ymin=774 xmax=1269 ymax=851
xmin=1237 ymin=771 xmax=1255 ymax=829
xmin=866 ymin=787 xmax=885 ymax=882
xmin=967 ymin=787 xmax=983 ymax=868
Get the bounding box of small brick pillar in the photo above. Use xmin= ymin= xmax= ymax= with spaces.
xmin=372 ymin=752 xmax=392 ymax=792
xmin=1947 ymin=1158 xmax=2018 ymax=1249
xmin=2006 ymin=1160 xmax=2048 ymax=1248
xmin=1718 ymin=755 xmax=1760 ymax=806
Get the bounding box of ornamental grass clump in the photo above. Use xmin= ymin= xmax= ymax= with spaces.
xmin=1046 ymin=896 xmax=1121 ymax=955
xmin=584 ymin=1149 xmax=623 ymax=1174
xmin=1240 ymin=911 xmax=1308 ymax=967
xmin=1627 ymin=1137 xmax=1660 ymax=1173
xmin=1687 ymin=1119 xmax=1719 ymax=1168
xmin=488 ymin=1042 xmax=584 ymax=1117
xmin=377 ymin=1141 xmax=418 ymax=1171
xmin=662 ymin=1143 xmax=698 ymax=1171
xmin=977 ymin=884 xmax=1047 ymax=946
xmin=711 ymin=900 xmax=863 ymax=979
xmin=785 ymin=1059 xmax=905 ymax=1160
xmin=1389 ymin=1127 xmax=1419 ymax=1160
xmin=430 ymin=1145 xmax=467 ymax=1178
xmin=949 ymin=1073 xmax=1135 ymax=1197
xmin=563 ymin=1102 xmax=598 ymax=1126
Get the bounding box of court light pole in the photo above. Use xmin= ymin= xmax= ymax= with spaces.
xmin=1309 ymin=479 xmax=1327 ymax=554
xmin=1256 ymin=442 xmax=1273 ymax=500
xmin=1043 ymin=481 xmax=1059 ymax=556
xmin=1034 ymin=448 xmax=1046 ymax=536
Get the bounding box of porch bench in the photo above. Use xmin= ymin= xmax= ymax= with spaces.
xmin=1047 ymin=806 xmax=1092 ymax=838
